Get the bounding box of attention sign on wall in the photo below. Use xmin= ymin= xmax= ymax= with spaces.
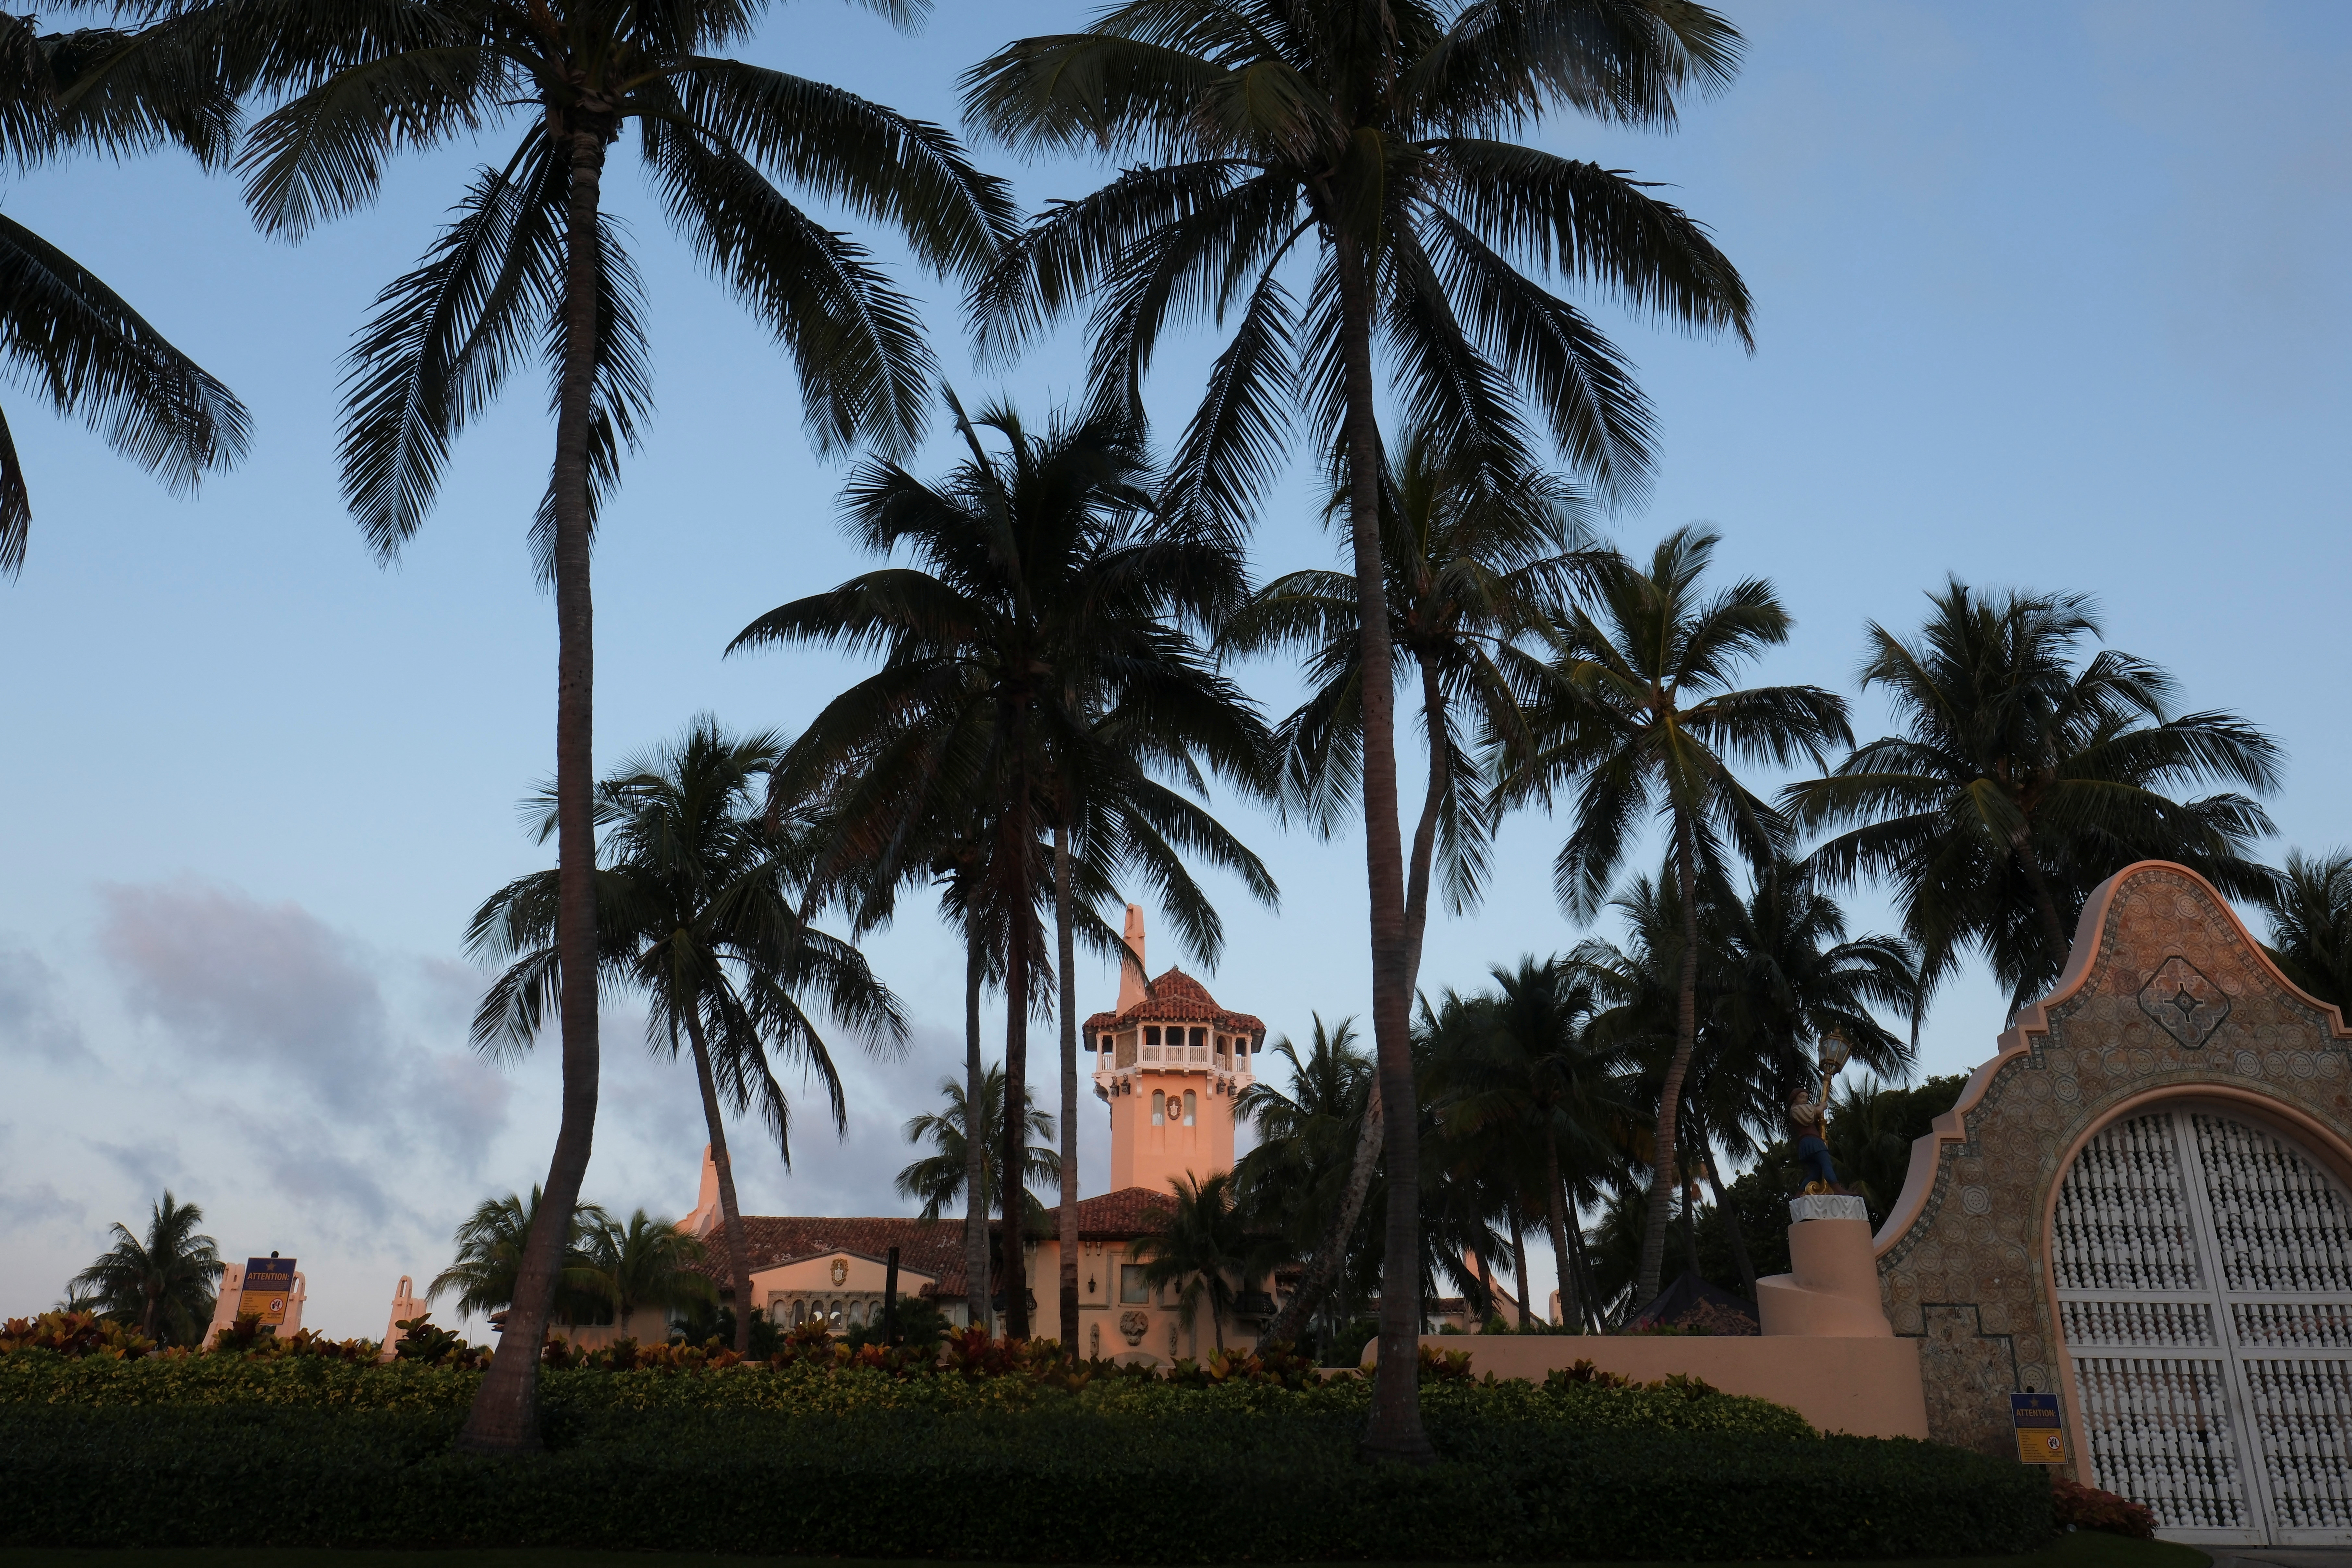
xmin=237 ymin=1257 xmax=297 ymax=1328
xmin=2009 ymin=1392 xmax=2068 ymax=1464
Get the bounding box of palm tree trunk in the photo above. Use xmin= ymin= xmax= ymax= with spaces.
xmin=1054 ymin=823 xmax=1080 ymax=1347
xmin=1703 ymin=1146 xmax=1756 ymax=1300
xmin=1507 ymin=1200 xmax=1531 ymax=1329
xmin=1540 ymin=1129 xmax=1576 ymax=1327
xmin=1001 ymin=877 xmax=1032 ymax=1341
xmin=1401 ymin=665 xmax=1451 ymax=988
xmin=1473 ymin=1248 xmax=1495 ymax=1324
xmin=1636 ymin=814 xmax=1702 ymax=1304
xmin=1332 ymin=229 xmax=1428 ymax=1465
xmin=681 ymin=1012 xmax=754 ymax=1356
xmin=1569 ymin=1218 xmax=1604 ymax=1331
xmin=1259 ymin=1078 xmax=1381 ymax=1349
xmin=460 ymin=110 xmax=607 ymax=1455
xmin=1268 ymin=673 xmax=1451 ymax=1348
xmin=963 ymin=922 xmax=988 ymax=1331
xmin=2009 ymin=827 xmax=2073 ymax=971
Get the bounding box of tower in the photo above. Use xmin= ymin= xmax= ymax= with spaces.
xmin=1085 ymin=906 xmax=1265 ymax=1195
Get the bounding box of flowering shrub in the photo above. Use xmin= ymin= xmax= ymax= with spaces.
xmin=0 ymin=1312 xmax=152 ymax=1360
xmin=2053 ymin=1475 xmax=2155 ymax=1539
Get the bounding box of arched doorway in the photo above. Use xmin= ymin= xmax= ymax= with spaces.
xmin=2054 ymin=1104 xmax=2352 ymax=1545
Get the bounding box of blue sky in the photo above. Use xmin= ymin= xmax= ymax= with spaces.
xmin=3 ymin=1 xmax=2347 ymax=1337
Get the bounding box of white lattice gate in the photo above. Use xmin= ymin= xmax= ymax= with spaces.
xmin=2054 ymin=1107 xmax=2352 ymax=1546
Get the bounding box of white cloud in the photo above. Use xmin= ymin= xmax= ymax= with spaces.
xmin=0 ymin=943 xmax=91 ymax=1065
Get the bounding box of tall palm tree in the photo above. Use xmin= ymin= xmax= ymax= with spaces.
xmin=198 ymin=0 xmax=1009 ymax=1452
xmin=1130 ymin=1170 xmax=1284 ymax=1354
xmin=896 ymin=1063 xmax=1060 ymax=1225
xmin=1787 ymin=581 xmax=2280 ymax=1011
xmin=1219 ymin=431 xmax=1589 ymax=1332
xmin=0 ymin=11 xmax=248 ymax=574
xmin=1506 ymin=526 xmax=1849 ymax=1302
xmin=70 ymin=1190 xmax=221 ymax=1346
xmin=429 ymin=1188 xmax=612 ymax=1325
xmin=2257 ymin=849 xmax=2352 ymax=1014
xmin=583 ymin=1209 xmax=715 ymax=1340
xmin=467 ymin=718 xmax=907 ymax=1353
xmin=733 ymin=396 xmax=1273 ymax=1339
xmin=964 ymin=0 xmax=1752 ymax=1462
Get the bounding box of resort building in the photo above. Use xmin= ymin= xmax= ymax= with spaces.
xmin=695 ymin=906 xmax=1286 ymax=1363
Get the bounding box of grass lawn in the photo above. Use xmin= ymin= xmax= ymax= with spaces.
xmin=0 ymin=1530 xmax=2210 ymax=1568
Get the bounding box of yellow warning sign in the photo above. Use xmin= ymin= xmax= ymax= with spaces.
xmin=2009 ymin=1393 xmax=2068 ymax=1464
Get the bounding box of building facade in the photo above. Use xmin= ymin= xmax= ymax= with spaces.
xmin=693 ymin=907 xmax=1283 ymax=1363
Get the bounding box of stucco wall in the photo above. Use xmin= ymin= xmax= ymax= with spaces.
xmin=1871 ymin=862 xmax=2352 ymax=1464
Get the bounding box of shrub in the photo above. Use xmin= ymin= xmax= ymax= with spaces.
xmin=2053 ymin=1475 xmax=2155 ymax=1539
xmin=0 ymin=1403 xmax=2049 ymax=1560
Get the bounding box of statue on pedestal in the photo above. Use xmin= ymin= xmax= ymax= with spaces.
xmin=1789 ymin=1035 xmax=1852 ymax=1196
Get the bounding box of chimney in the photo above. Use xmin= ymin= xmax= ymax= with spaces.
xmin=1116 ymin=904 xmax=1147 ymax=1013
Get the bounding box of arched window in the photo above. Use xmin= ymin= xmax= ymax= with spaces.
xmin=1151 ymin=1090 xmax=1165 ymax=1126
xmin=1183 ymin=1090 xmax=1197 ymax=1126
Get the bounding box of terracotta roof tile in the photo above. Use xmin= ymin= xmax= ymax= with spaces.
xmin=1081 ymin=966 xmax=1267 ymax=1036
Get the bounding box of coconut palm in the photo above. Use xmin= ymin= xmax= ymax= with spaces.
xmin=896 ymin=1063 xmax=1060 ymax=1224
xmin=429 ymin=1188 xmax=612 ymax=1325
xmin=1505 ymin=526 xmax=1849 ymax=1303
xmin=1786 ymin=581 xmax=2281 ymax=1012
xmin=467 ymin=718 xmax=906 ymax=1353
xmin=964 ymin=0 xmax=1752 ymax=1458
xmin=0 ymin=11 xmax=248 ymax=574
xmin=583 ymin=1210 xmax=715 ymax=1340
xmin=1237 ymin=1015 xmax=1375 ymax=1343
xmin=70 ymin=1190 xmax=221 ymax=1346
xmin=1130 ymin=1169 xmax=1285 ymax=1354
xmin=189 ymin=0 xmax=1008 ymax=1451
xmin=732 ymin=395 xmax=1273 ymax=1338
xmin=1219 ymin=431 xmax=1590 ymax=1333
xmin=2257 ymin=849 xmax=2352 ymax=1014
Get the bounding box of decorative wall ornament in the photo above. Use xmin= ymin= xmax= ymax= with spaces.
xmin=1871 ymin=862 xmax=2352 ymax=1548
xmin=829 ymin=1258 xmax=848 ymax=1287
xmin=1118 ymin=1309 xmax=1147 ymax=1346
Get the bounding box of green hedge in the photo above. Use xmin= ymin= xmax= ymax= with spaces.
xmin=0 ymin=1351 xmax=1812 ymax=1436
xmin=0 ymin=1403 xmax=2047 ymax=1561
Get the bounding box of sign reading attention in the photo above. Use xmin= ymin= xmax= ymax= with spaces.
xmin=2009 ymin=1392 xmax=2068 ymax=1464
xmin=237 ymin=1257 xmax=297 ymax=1328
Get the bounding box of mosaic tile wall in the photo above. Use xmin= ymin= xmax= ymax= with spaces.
xmin=1873 ymin=864 xmax=2352 ymax=1462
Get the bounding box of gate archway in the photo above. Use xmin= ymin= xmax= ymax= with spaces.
xmin=2054 ymin=1104 xmax=2352 ymax=1544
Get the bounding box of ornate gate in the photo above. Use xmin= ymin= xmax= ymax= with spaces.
xmin=2054 ymin=1106 xmax=2352 ymax=1545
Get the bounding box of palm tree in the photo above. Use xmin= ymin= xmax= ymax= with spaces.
xmin=733 ymin=396 xmax=1273 ymax=1339
xmin=583 ymin=1210 xmax=715 ymax=1340
xmin=896 ymin=1063 xmax=1060 ymax=1225
xmin=2258 ymin=849 xmax=2352 ymax=1014
xmin=70 ymin=1190 xmax=221 ymax=1346
xmin=0 ymin=11 xmax=249 ymax=574
xmin=964 ymin=0 xmax=1752 ymax=1462
xmin=1426 ymin=958 xmax=1626 ymax=1327
xmin=467 ymin=718 xmax=906 ymax=1353
xmin=429 ymin=1188 xmax=612 ymax=1326
xmin=1238 ymin=1015 xmax=1375 ymax=1345
xmin=1506 ymin=526 xmax=1849 ymax=1303
xmin=1219 ymin=431 xmax=1589 ymax=1332
xmin=200 ymin=0 xmax=1009 ymax=1453
xmin=1787 ymin=581 xmax=2281 ymax=1011
xmin=1130 ymin=1170 xmax=1284 ymax=1354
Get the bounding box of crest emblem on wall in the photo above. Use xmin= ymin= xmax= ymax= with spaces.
xmin=830 ymin=1257 xmax=848 ymax=1286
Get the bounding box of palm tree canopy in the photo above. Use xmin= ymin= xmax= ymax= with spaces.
xmin=895 ymin=1062 xmax=1060 ymax=1221
xmin=961 ymin=0 xmax=1752 ymax=525
xmin=0 ymin=11 xmax=249 ymax=573
xmin=1785 ymin=580 xmax=2281 ymax=1008
xmin=466 ymin=716 xmax=907 ymax=1164
xmin=69 ymin=1189 xmax=223 ymax=1346
xmin=191 ymin=0 xmax=1016 ymax=559
xmin=429 ymin=1187 xmax=613 ymax=1322
xmin=1129 ymin=1169 xmax=1289 ymax=1345
xmin=2257 ymin=848 xmax=2352 ymax=1014
xmin=1509 ymin=524 xmax=1852 ymax=916
xmin=1219 ymin=424 xmax=1592 ymax=911
xmin=582 ymin=1209 xmax=715 ymax=1324
xmin=1233 ymin=1014 xmax=1374 ymax=1246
